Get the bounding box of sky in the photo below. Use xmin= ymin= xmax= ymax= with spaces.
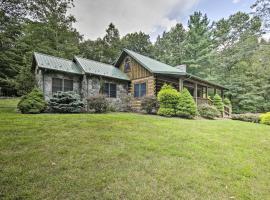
xmin=70 ymin=0 xmax=255 ymax=42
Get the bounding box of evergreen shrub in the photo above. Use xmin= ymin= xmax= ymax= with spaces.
xmin=48 ymin=91 xmax=84 ymax=113
xmin=157 ymin=84 xmax=180 ymax=117
xmin=17 ymin=88 xmax=47 ymax=114
xmin=213 ymin=94 xmax=224 ymax=115
xmin=176 ymin=88 xmax=197 ymax=119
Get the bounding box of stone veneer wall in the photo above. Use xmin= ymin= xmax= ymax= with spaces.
xmin=84 ymin=75 xmax=129 ymax=111
xmin=36 ymin=69 xmax=130 ymax=111
xmin=36 ymin=69 xmax=81 ymax=100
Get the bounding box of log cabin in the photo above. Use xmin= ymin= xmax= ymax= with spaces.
xmin=33 ymin=49 xmax=229 ymax=115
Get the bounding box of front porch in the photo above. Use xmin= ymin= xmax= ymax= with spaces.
xmin=155 ymin=74 xmax=231 ymax=117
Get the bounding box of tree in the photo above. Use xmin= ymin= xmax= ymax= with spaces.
xmin=183 ymin=12 xmax=213 ymax=78
xmin=0 ymin=0 xmax=81 ymax=95
xmin=103 ymin=23 xmax=121 ymax=63
xmin=121 ymin=32 xmax=153 ymax=56
xmin=154 ymin=23 xmax=186 ymax=66
xmin=212 ymin=12 xmax=261 ymax=50
xmin=79 ymin=23 xmax=121 ymax=64
xmin=251 ymin=0 xmax=270 ymax=33
xmin=0 ymin=0 xmax=29 ymax=90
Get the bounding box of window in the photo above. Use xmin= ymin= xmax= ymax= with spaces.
xmin=64 ymin=79 xmax=73 ymax=92
xmin=124 ymin=57 xmax=131 ymax=72
xmin=52 ymin=78 xmax=63 ymax=93
xmin=134 ymin=82 xmax=146 ymax=98
xmin=52 ymin=78 xmax=73 ymax=93
xmin=104 ymin=83 xmax=117 ymax=98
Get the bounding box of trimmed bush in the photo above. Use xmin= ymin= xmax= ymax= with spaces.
xmin=17 ymin=88 xmax=47 ymax=114
xmin=141 ymin=96 xmax=159 ymax=114
xmin=260 ymin=112 xmax=270 ymax=125
xmin=198 ymin=104 xmax=220 ymax=119
xmin=48 ymin=91 xmax=84 ymax=113
xmin=213 ymin=94 xmax=224 ymax=115
xmin=223 ymin=98 xmax=231 ymax=106
xmin=176 ymin=88 xmax=197 ymax=119
xmin=87 ymin=95 xmax=108 ymax=113
xmin=231 ymin=113 xmax=260 ymax=123
xmin=157 ymin=84 xmax=180 ymax=117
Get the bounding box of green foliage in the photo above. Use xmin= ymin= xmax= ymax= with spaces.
xmin=17 ymin=88 xmax=46 ymax=114
xmin=223 ymin=98 xmax=231 ymax=106
xmin=232 ymin=113 xmax=260 ymax=123
xmin=213 ymin=94 xmax=224 ymax=114
xmin=15 ymin=64 xmax=36 ymax=95
xmin=198 ymin=104 xmax=220 ymax=119
xmin=87 ymin=95 xmax=109 ymax=113
xmin=154 ymin=23 xmax=186 ymax=66
xmin=176 ymin=88 xmax=197 ymax=119
xmin=121 ymin=32 xmax=154 ymax=56
xmin=157 ymin=84 xmax=180 ymax=117
xmin=48 ymin=92 xmax=84 ymax=113
xmin=260 ymin=112 xmax=270 ymax=125
xmin=141 ymin=96 xmax=159 ymax=114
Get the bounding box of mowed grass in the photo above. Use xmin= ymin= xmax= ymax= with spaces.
xmin=1 ymin=99 xmax=270 ymax=199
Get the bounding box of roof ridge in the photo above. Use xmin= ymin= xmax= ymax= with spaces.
xmin=34 ymin=52 xmax=72 ymax=62
xmin=74 ymin=56 xmax=114 ymax=68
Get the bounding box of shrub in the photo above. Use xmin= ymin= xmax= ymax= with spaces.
xmin=260 ymin=112 xmax=270 ymax=125
xmin=17 ymin=88 xmax=47 ymax=114
xmin=141 ymin=96 xmax=159 ymax=114
xmin=176 ymin=88 xmax=197 ymax=119
xmin=223 ymin=98 xmax=231 ymax=106
xmin=87 ymin=95 xmax=108 ymax=113
xmin=231 ymin=113 xmax=260 ymax=123
xmin=213 ymin=94 xmax=224 ymax=115
xmin=157 ymin=84 xmax=180 ymax=117
xmin=120 ymin=94 xmax=132 ymax=112
xmin=198 ymin=104 xmax=220 ymax=119
xmin=48 ymin=91 xmax=84 ymax=113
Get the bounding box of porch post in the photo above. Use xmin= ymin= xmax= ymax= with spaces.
xmin=214 ymin=88 xmax=217 ymax=95
xmin=194 ymin=83 xmax=198 ymax=104
xmin=179 ymin=78 xmax=183 ymax=92
xmin=221 ymin=89 xmax=224 ymax=100
xmin=206 ymin=87 xmax=208 ymax=98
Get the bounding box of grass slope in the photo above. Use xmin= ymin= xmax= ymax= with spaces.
xmin=1 ymin=98 xmax=270 ymax=199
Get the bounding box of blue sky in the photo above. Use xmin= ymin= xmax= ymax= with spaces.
xmin=71 ymin=0 xmax=256 ymax=41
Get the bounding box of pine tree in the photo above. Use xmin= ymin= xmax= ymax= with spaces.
xmin=182 ymin=12 xmax=214 ymax=78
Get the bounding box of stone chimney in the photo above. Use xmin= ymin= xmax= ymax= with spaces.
xmin=175 ymin=64 xmax=186 ymax=73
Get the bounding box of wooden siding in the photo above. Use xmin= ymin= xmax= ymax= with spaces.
xmin=130 ymin=76 xmax=155 ymax=111
xmin=119 ymin=56 xmax=152 ymax=79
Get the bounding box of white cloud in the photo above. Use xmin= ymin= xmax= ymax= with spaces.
xmin=70 ymin=0 xmax=199 ymax=41
xmin=232 ymin=0 xmax=241 ymax=4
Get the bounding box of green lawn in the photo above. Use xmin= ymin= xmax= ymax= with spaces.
xmin=1 ymin=99 xmax=270 ymax=199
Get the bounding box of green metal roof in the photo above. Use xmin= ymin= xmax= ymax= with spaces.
xmin=121 ymin=49 xmax=185 ymax=75
xmin=118 ymin=49 xmax=227 ymax=89
xmin=74 ymin=56 xmax=130 ymax=81
xmin=34 ymin=52 xmax=83 ymax=74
